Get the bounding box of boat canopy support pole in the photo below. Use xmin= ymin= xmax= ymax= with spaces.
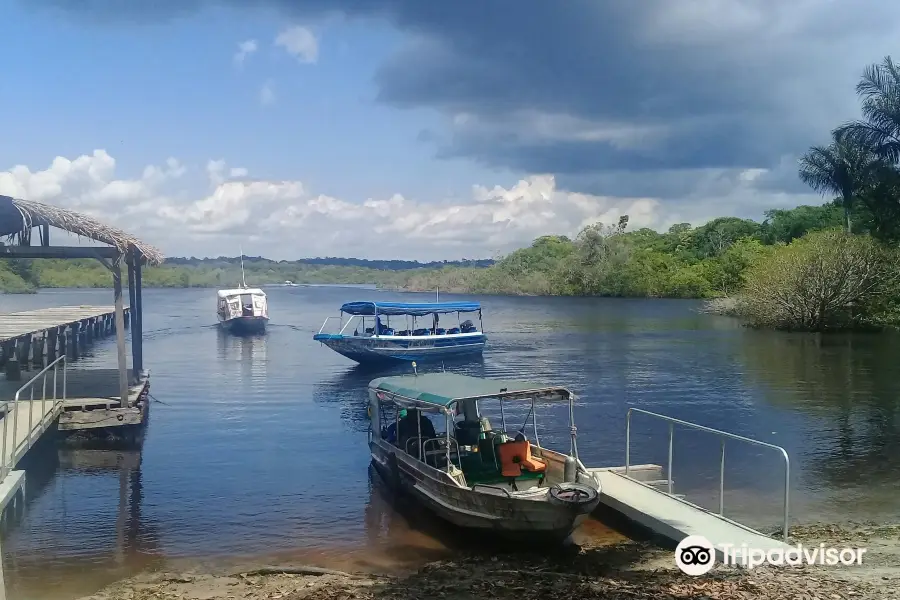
xmin=569 ymin=394 xmax=579 ymax=460
xmin=417 ymin=412 xmax=423 ymax=461
xmin=445 ymin=413 xmax=452 ymax=471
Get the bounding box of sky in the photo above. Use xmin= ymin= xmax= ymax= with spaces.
xmin=1 ymin=0 xmax=899 ymax=261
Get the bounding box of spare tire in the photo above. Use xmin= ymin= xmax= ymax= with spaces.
xmin=548 ymin=482 xmax=599 ymax=508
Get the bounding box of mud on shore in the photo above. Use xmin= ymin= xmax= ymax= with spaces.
xmin=76 ymin=523 xmax=900 ymax=600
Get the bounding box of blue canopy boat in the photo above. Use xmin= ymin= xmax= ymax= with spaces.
xmin=313 ymin=301 xmax=487 ymax=364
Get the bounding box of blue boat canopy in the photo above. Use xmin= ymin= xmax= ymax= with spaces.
xmin=340 ymin=301 xmax=481 ymax=317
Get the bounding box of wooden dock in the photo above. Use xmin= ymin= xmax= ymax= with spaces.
xmin=0 ymin=305 xmax=129 ymax=377
xmin=0 ymin=305 xmax=150 ymax=518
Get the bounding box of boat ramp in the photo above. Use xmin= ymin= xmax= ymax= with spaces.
xmin=588 ymin=408 xmax=793 ymax=562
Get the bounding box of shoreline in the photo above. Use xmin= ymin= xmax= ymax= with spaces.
xmin=74 ymin=522 xmax=900 ymax=600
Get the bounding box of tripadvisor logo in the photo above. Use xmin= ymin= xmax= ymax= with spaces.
xmin=675 ymin=535 xmax=867 ymax=575
xmin=675 ymin=535 xmax=716 ymax=575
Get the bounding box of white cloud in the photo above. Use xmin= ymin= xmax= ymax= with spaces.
xmin=0 ymin=150 xmax=817 ymax=261
xmin=259 ymin=81 xmax=276 ymax=106
xmin=274 ymin=26 xmax=319 ymax=64
xmin=233 ymin=39 xmax=258 ymax=67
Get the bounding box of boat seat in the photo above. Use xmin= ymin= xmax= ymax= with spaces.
xmin=435 ymin=328 xmax=446 ymax=335
xmin=447 ymin=327 xmax=461 ymax=334
xmin=396 ymin=330 xmax=410 ymax=336
xmin=496 ymin=440 xmax=546 ymax=478
xmin=413 ymin=328 xmax=429 ymax=336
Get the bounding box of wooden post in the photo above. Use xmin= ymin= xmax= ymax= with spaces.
xmin=127 ymin=258 xmax=137 ymax=372
xmin=113 ymin=257 xmax=130 ymax=409
xmin=135 ymin=256 xmax=144 ymax=374
xmin=72 ymin=322 xmax=81 ymax=359
xmin=47 ymin=328 xmax=58 ymax=362
xmin=32 ymin=335 xmax=45 ymax=368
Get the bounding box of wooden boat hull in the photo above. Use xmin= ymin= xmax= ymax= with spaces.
xmin=369 ymin=439 xmax=600 ymax=542
xmin=313 ymin=333 xmax=486 ymax=364
xmin=220 ymin=316 xmax=268 ymax=335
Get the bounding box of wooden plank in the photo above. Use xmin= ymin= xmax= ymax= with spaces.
xmin=58 ymin=406 xmax=143 ymax=430
xmin=0 ymin=245 xmax=119 ymax=260
xmin=0 ymin=306 xmax=130 ymax=342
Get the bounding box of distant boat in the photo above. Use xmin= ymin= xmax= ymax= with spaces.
xmin=216 ymin=250 xmax=269 ymax=334
xmin=284 ymin=281 xmax=297 ymax=287
xmin=313 ymin=300 xmax=486 ymax=364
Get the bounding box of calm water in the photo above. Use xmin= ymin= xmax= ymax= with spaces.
xmin=1 ymin=287 xmax=899 ymax=599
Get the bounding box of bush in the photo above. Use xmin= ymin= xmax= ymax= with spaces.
xmin=738 ymin=229 xmax=899 ymax=330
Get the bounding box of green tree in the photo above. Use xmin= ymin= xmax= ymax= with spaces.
xmin=740 ymin=230 xmax=898 ymax=331
xmin=836 ymin=56 xmax=900 ymax=164
xmin=798 ymin=133 xmax=878 ymax=233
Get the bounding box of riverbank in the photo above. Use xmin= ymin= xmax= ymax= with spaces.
xmin=75 ymin=523 xmax=900 ymax=600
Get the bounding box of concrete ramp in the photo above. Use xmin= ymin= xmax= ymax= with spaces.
xmin=595 ymin=469 xmax=792 ymax=562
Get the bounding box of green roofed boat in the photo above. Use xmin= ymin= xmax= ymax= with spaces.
xmin=367 ymin=371 xmax=601 ymax=542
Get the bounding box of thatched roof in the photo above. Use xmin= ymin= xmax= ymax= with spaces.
xmin=0 ymin=195 xmax=164 ymax=265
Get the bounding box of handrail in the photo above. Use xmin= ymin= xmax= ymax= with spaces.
xmin=317 ymin=316 xmax=338 ymax=334
xmin=471 ymin=483 xmax=511 ymax=497
xmin=0 ymin=355 xmax=67 ymax=483
xmin=624 ymin=407 xmax=790 ymax=541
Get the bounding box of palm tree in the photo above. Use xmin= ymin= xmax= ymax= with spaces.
xmin=798 ymin=134 xmax=877 ymax=233
xmin=835 ymin=56 xmax=900 ymax=164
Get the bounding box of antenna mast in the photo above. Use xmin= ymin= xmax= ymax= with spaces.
xmin=240 ymin=246 xmax=247 ymax=288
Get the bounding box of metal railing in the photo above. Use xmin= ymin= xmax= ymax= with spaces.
xmin=624 ymin=407 xmax=790 ymax=540
xmin=316 ymin=316 xmax=353 ymax=335
xmin=0 ymin=355 xmax=67 ymax=483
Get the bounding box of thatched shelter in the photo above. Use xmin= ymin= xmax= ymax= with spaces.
xmin=0 ymin=194 xmax=162 ymax=399
xmin=0 ymin=195 xmax=164 ymax=264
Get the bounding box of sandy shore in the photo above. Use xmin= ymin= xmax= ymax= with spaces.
xmin=75 ymin=522 xmax=900 ymax=600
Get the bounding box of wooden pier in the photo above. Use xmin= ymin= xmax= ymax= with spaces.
xmin=0 ymin=306 xmax=130 ymax=377
xmin=0 ymin=195 xmax=165 ymax=599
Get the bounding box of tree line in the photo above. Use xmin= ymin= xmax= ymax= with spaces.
xmin=4 ymin=56 xmax=900 ymax=332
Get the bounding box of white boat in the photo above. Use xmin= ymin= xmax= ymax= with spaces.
xmin=366 ymin=372 xmax=601 ymax=542
xmin=216 ymin=252 xmax=268 ymax=334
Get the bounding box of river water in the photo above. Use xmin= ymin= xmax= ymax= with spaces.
xmin=1 ymin=287 xmax=898 ymax=599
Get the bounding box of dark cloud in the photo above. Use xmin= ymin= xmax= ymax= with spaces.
xmin=21 ymin=0 xmax=900 ymax=198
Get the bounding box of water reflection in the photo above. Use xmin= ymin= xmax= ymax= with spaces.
xmin=216 ymin=328 xmax=268 ymax=382
xmin=739 ymin=331 xmax=900 ymax=517
xmin=4 ymin=447 xmax=161 ymax=600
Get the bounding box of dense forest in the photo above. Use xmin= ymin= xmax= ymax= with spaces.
xmin=4 ymin=55 xmax=900 ymax=331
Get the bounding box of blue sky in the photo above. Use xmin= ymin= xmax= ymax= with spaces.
xmin=1 ymin=1 xmax=898 ymax=260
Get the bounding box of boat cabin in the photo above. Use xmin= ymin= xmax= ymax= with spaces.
xmin=368 ymin=373 xmax=584 ymax=491
xmin=217 ymin=287 xmax=268 ymax=321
